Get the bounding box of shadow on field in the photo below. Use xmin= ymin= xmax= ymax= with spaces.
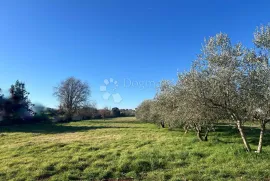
xmin=0 ymin=123 xmax=131 ymax=134
xmin=89 ymin=120 xmax=145 ymax=124
xmin=215 ymin=124 xmax=270 ymax=146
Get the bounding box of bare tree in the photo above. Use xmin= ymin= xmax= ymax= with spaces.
xmin=54 ymin=77 xmax=91 ymax=121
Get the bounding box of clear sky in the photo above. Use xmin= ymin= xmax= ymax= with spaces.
xmin=1 ymin=0 xmax=270 ymax=109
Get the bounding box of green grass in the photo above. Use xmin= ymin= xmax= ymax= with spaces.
xmin=0 ymin=117 xmax=269 ymax=181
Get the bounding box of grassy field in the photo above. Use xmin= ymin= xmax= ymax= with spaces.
xmin=0 ymin=117 xmax=269 ymax=181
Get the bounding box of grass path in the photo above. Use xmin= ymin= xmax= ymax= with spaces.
xmin=0 ymin=117 xmax=269 ymax=181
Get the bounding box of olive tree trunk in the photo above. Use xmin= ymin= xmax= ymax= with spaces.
xmin=204 ymin=129 xmax=209 ymax=141
xmin=236 ymin=120 xmax=251 ymax=152
xmin=197 ymin=130 xmax=204 ymax=141
xmin=195 ymin=127 xmax=209 ymax=141
xmin=160 ymin=120 xmax=165 ymax=128
xmin=257 ymin=121 xmax=266 ymax=153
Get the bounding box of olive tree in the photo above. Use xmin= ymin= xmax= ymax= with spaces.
xmin=153 ymin=76 xmax=219 ymax=141
xmin=243 ymin=53 xmax=270 ymax=153
xmin=136 ymin=100 xmax=155 ymax=123
xmin=136 ymin=25 xmax=270 ymax=150
xmin=249 ymin=24 xmax=270 ymax=152
xmin=54 ymin=77 xmax=91 ymax=120
xmin=192 ymin=33 xmax=253 ymax=151
xmin=154 ymin=80 xmax=180 ymax=128
xmin=173 ymin=72 xmax=222 ymax=141
xmin=136 ymin=98 xmax=166 ymax=128
xmin=254 ymin=24 xmax=270 ymax=53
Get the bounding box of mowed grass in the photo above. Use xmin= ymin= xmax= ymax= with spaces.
xmin=0 ymin=117 xmax=269 ymax=181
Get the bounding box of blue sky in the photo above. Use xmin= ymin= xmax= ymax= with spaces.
xmin=1 ymin=0 xmax=270 ymax=109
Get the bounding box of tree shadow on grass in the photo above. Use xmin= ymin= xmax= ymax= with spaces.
xmin=0 ymin=123 xmax=131 ymax=134
xmin=215 ymin=124 xmax=270 ymax=146
xmin=88 ymin=120 xmax=145 ymax=125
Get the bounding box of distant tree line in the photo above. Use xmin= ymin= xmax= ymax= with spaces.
xmin=136 ymin=24 xmax=270 ymax=153
xmin=0 ymin=77 xmax=135 ymax=125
